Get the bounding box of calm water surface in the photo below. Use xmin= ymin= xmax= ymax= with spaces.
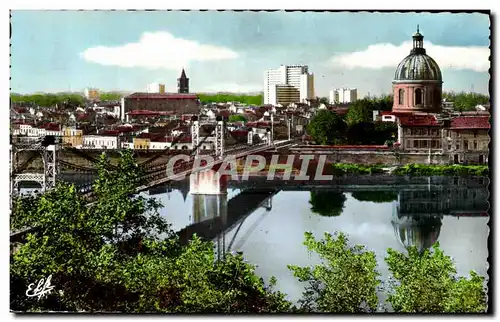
xmin=145 ymin=179 xmax=489 ymax=303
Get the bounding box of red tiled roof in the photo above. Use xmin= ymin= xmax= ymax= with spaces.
xmin=127 ymin=92 xmax=198 ymax=100
xmin=13 ymin=107 xmax=28 ymax=113
xmin=40 ymin=123 xmax=61 ymax=131
xmin=398 ymin=114 xmax=441 ymax=127
xmin=307 ymin=145 xmax=390 ymax=150
xmin=230 ymin=130 xmax=248 ymax=137
xmin=100 ymin=130 xmax=121 ymax=136
xmin=246 ymin=121 xmax=272 ymax=128
xmin=450 ymin=116 xmax=490 ymax=130
xmin=217 ymin=110 xmax=231 ymax=117
xmin=330 ymin=107 xmax=349 ymax=115
xmin=127 ymin=110 xmax=175 ymax=116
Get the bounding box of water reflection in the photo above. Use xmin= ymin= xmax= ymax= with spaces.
xmin=390 ymin=184 xmax=488 ymax=252
xmin=309 ymin=191 xmax=346 ymax=217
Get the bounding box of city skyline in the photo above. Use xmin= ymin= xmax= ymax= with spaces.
xmin=10 ymin=11 xmax=490 ymax=97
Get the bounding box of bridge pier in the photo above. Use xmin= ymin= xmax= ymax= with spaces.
xmin=192 ymin=193 xmax=228 ymax=260
xmin=189 ymin=170 xmax=228 ymax=195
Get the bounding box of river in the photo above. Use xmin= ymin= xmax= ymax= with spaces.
xmin=144 ymin=176 xmax=490 ymax=305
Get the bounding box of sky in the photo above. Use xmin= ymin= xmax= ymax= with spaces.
xmin=10 ymin=11 xmax=491 ymax=97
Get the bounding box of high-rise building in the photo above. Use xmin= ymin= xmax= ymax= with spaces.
xmin=269 ymin=84 xmax=300 ymax=106
xmin=147 ymin=82 xmax=166 ymax=94
xmin=84 ymin=88 xmax=100 ymax=100
xmin=329 ymin=88 xmax=358 ymax=104
xmin=264 ymin=65 xmax=314 ymax=105
xmin=177 ymin=69 xmax=189 ymax=94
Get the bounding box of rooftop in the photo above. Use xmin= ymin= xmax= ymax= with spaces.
xmin=450 ymin=116 xmax=490 ymax=130
xmin=127 ymin=92 xmax=198 ymax=100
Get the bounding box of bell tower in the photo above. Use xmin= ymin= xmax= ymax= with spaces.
xmin=177 ymin=68 xmax=190 ymax=94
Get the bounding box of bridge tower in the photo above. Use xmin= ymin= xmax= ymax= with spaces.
xmin=10 ymin=135 xmax=60 ymax=198
xmin=190 ymin=117 xmax=227 ymax=195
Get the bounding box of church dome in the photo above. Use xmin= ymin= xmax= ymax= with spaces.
xmin=393 ymin=26 xmax=442 ymax=83
xmin=391 ymin=26 xmax=444 ymax=113
xmin=392 ymin=215 xmax=442 ymax=253
xmin=394 ymin=54 xmax=442 ymax=82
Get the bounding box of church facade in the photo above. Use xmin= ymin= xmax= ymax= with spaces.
xmin=391 ymin=28 xmax=490 ymax=165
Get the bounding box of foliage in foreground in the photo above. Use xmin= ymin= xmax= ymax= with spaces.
xmin=393 ymin=164 xmax=489 ymax=176
xmin=10 ymin=150 xmax=290 ymax=313
xmin=385 ymin=243 xmax=487 ymax=313
xmin=288 ymin=232 xmax=380 ymax=313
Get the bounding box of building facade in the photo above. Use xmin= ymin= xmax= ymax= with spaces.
xmin=124 ymin=93 xmax=199 ymax=116
xmin=268 ymin=84 xmax=300 ymax=106
xmin=329 ymin=88 xmax=358 ymax=104
xmin=264 ymin=65 xmax=314 ymax=105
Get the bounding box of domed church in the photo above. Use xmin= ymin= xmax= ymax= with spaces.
xmin=392 ymin=26 xmax=443 ymax=114
xmin=390 ymin=27 xmax=490 ymax=165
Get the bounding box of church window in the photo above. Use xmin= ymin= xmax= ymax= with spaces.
xmin=415 ymin=88 xmax=423 ymax=105
xmin=399 ymin=89 xmax=405 ymax=105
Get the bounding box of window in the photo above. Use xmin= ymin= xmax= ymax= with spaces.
xmin=415 ymin=88 xmax=423 ymax=105
xmin=474 ymin=141 xmax=478 ymax=150
xmin=448 ymin=144 xmax=452 ymax=151
xmin=464 ymin=140 xmax=468 ymax=150
xmin=422 ymin=140 xmax=428 ymax=148
xmin=431 ymin=140 xmax=436 ymax=148
xmin=456 ymin=143 xmax=460 ymax=150
xmin=413 ymin=140 xmax=418 ymax=148
xmin=399 ymin=89 xmax=405 ymax=105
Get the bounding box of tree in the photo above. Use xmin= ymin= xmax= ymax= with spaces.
xmin=99 ymin=92 xmax=123 ymax=101
xmin=228 ymin=115 xmax=247 ymax=123
xmin=346 ymin=122 xmax=376 ymax=145
xmin=307 ymin=110 xmax=347 ymax=145
xmin=346 ymin=100 xmax=372 ymax=126
xmin=309 ymin=191 xmax=347 ymax=217
xmin=288 ymin=232 xmax=380 ymax=313
xmin=442 ymin=91 xmax=490 ymax=111
xmin=10 ymin=150 xmax=291 ymax=313
xmin=197 ymin=93 xmax=263 ymax=105
xmin=318 ymin=97 xmax=329 ymax=105
xmin=385 ymin=243 xmax=487 ymax=313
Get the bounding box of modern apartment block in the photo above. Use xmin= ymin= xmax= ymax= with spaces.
xmin=329 ymin=88 xmax=358 ymax=104
xmin=268 ymin=84 xmax=301 ymax=106
xmin=147 ymin=82 xmax=166 ymax=94
xmin=264 ymin=65 xmax=314 ymax=105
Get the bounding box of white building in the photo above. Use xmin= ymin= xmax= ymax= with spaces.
xmin=146 ymin=82 xmax=166 ymax=94
xmin=264 ymin=65 xmax=315 ymax=106
xmin=81 ymin=135 xmax=120 ymax=149
xmin=329 ymin=88 xmax=358 ymax=104
xmin=12 ymin=124 xmax=62 ymax=137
